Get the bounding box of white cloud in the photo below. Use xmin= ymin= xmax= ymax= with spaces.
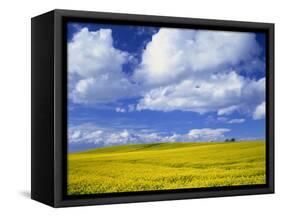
xmin=69 ymin=28 xmax=125 ymax=78
xmin=227 ymin=118 xmax=245 ymax=124
xmin=68 ymin=28 xmax=135 ymax=104
xmin=134 ymin=28 xmax=261 ymax=87
xmin=187 ymin=128 xmax=230 ymax=141
xmin=216 ymin=117 xmax=228 ymax=122
xmin=115 ymin=107 xmax=126 ymax=113
xmin=68 ymin=27 xmax=265 ymax=120
xmin=68 ymin=124 xmax=187 ymax=149
xmin=137 ymin=71 xmax=265 ymax=117
xmin=133 ymin=28 xmax=265 ymax=119
xmin=206 ymin=116 xmax=245 ymax=124
xmin=253 ymin=101 xmax=265 ymax=120
xmin=218 ymin=105 xmax=240 ymax=116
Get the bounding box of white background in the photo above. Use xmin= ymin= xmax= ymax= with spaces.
xmin=0 ymin=0 xmax=279 ymax=216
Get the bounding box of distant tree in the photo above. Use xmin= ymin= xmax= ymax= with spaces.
xmin=225 ymin=139 xmax=229 ymax=142
xmin=230 ymin=138 xmax=236 ymax=142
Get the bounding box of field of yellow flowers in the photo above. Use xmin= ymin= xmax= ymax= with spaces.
xmin=68 ymin=140 xmax=265 ymax=195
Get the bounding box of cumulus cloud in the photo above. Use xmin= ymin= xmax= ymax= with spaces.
xmin=68 ymin=124 xmax=187 ymax=149
xmin=187 ymin=128 xmax=230 ymax=141
xmin=68 ymin=28 xmax=135 ymax=104
xmin=253 ymin=101 xmax=265 ymax=120
xmin=68 ymin=27 xmax=265 ymax=120
xmin=68 ymin=124 xmax=234 ymax=151
xmin=137 ymin=71 xmax=265 ymax=116
xmin=134 ymin=28 xmax=261 ymax=86
xmin=134 ymin=28 xmax=265 ymax=119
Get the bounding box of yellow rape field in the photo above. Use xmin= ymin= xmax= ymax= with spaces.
xmin=68 ymin=140 xmax=266 ymax=195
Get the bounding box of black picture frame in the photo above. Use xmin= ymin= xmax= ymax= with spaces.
xmin=31 ymin=9 xmax=274 ymax=207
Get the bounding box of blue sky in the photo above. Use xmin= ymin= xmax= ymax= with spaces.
xmin=67 ymin=22 xmax=266 ymax=152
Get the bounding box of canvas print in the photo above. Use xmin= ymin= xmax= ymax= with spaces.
xmin=67 ymin=22 xmax=266 ymax=195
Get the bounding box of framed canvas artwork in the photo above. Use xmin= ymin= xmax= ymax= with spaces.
xmin=31 ymin=9 xmax=274 ymax=207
